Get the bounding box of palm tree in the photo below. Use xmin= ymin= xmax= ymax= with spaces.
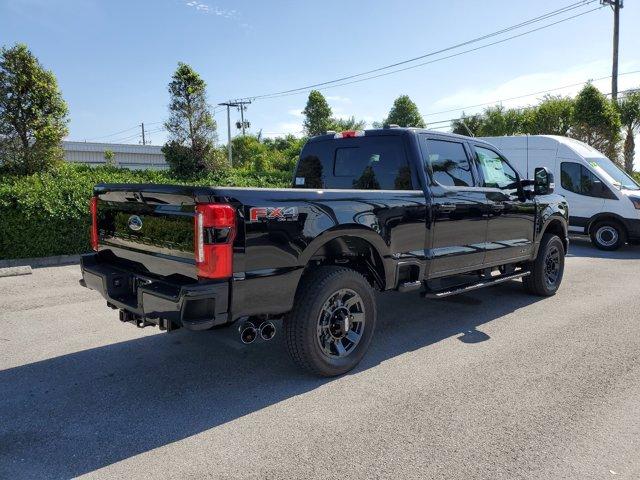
xmin=618 ymin=91 xmax=640 ymax=174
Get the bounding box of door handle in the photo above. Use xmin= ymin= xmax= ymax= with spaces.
xmin=436 ymin=203 xmax=456 ymax=213
xmin=491 ymin=204 xmax=505 ymax=212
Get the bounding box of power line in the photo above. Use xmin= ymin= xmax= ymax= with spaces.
xmin=253 ymin=6 xmax=604 ymax=102
xmin=236 ymin=0 xmax=599 ymax=101
xmin=424 ymin=69 xmax=640 ymax=119
xmin=425 ymin=86 xmax=640 ymax=131
xmin=84 ymin=125 xmax=140 ymax=141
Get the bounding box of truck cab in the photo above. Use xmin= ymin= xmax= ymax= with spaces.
xmin=480 ymin=135 xmax=640 ymax=250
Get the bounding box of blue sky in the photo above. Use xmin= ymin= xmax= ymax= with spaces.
xmin=1 ymin=0 xmax=639 ymax=149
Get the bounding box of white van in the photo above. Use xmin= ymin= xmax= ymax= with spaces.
xmin=479 ymin=135 xmax=640 ymax=250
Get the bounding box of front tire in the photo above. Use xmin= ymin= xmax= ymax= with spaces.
xmin=523 ymin=233 xmax=565 ymax=296
xmin=284 ymin=266 xmax=376 ymax=377
xmin=590 ymin=221 xmax=626 ymax=251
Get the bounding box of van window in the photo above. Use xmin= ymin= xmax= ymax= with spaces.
xmin=474 ymin=146 xmax=518 ymax=189
xmin=330 ymin=137 xmax=412 ymax=190
xmin=424 ymin=139 xmax=474 ymax=187
xmin=560 ymin=162 xmax=616 ymax=199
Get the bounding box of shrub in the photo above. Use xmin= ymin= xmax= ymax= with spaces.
xmin=0 ymin=163 xmax=290 ymax=259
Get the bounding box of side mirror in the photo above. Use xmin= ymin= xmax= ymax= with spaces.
xmin=534 ymin=167 xmax=554 ymax=195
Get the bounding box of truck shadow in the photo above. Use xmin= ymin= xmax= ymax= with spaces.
xmin=0 ymin=282 xmax=541 ymax=479
xmin=567 ymin=236 xmax=640 ymax=260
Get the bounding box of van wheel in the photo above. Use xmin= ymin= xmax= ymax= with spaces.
xmin=590 ymin=221 xmax=626 ymax=251
xmin=523 ymin=233 xmax=565 ymax=296
xmin=284 ymin=266 xmax=376 ymax=377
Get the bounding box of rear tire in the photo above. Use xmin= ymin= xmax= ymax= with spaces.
xmin=284 ymin=266 xmax=376 ymax=377
xmin=590 ymin=220 xmax=626 ymax=251
xmin=523 ymin=233 xmax=565 ymax=296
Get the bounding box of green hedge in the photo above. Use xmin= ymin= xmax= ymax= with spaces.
xmin=0 ymin=163 xmax=290 ymax=259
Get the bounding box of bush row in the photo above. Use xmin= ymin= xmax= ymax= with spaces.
xmin=0 ymin=163 xmax=291 ymax=259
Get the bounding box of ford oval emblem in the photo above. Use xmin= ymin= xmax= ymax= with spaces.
xmin=128 ymin=215 xmax=143 ymax=231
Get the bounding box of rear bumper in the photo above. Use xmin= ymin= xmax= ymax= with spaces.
xmin=80 ymin=253 xmax=229 ymax=330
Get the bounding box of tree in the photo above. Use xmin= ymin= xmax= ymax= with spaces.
xmin=230 ymin=135 xmax=269 ymax=170
xmin=328 ymin=116 xmax=367 ymax=132
xmin=528 ymin=95 xmax=574 ymax=136
xmin=384 ymin=95 xmax=425 ymax=128
xmin=571 ymin=83 xmax=621 ymax=163
xmin=451 ymin=106 xmax=528 ymax=137
xmin=0 ymin=43 xmax=68 ymax=174
xmin=163 ymin=62 xmax=216 ymax=176
xmin=617 ymin=91 xmax=640 ymax=174
xmin=103 ymin=149 xmax=116 ymax=167
xmin=480 ymin=106 xmax=527 ymax=136
xmin=302 ymin=90 xmax=332 ymax=136
xmin=451 ymin=112 xmax=484 ymax=136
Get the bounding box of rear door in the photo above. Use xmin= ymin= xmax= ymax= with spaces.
xmin=419 ymin=134 xmax=488 ymax=277
xmin=471 ymin=144 xmax=536 ymax=264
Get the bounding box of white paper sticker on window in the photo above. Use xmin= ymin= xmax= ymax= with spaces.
xmin=295 ymin=177 xmax=305 ymax=186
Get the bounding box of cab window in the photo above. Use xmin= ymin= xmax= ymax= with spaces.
xmin=560 ymin=162 xmax=616 ymax=199
xmin=474 ymin=146 xmax=518 ymax=190
xmin=296 ymin=137 xmax=412 ymax=190
xmin=424 ymin=139 xmax=474 ymax=187
xmin=333 ymin=137 xmax=412 ymax=190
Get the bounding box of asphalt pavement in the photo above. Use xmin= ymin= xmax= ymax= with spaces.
xmin=1 ymin=237 xmax=639 ymax=479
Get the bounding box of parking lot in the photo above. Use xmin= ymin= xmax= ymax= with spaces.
xmin=1 ymin=237 xmax=639 ymax=479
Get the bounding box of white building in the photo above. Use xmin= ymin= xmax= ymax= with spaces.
xmin=62 ymin=141 xmax=168 ymax=170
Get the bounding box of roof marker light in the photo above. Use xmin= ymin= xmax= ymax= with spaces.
xmin=334 ymin=130 xmax=365 ymax=139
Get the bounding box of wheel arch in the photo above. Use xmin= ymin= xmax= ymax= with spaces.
xmin=542 ymin=217 xmax=568 ymax=253
xmin=585 ymin=212 xmax=629 ymax=237
xmin=299 ymin=225 xmax=392 ymax=290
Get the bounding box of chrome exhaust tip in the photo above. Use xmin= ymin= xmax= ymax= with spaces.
xmin=259 ymin=321 xmax=276 ymax=341
xmin=239 ymin=322 xmax=257 ymax=344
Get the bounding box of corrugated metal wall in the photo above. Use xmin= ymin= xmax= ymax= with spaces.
xmin=62 ymin=141 xmax=168 ymax=170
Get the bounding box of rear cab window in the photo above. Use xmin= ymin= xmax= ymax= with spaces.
xmin=295 ymin=135 xmax=414 ymax=190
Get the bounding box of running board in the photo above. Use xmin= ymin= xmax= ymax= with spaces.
xmin=421 ymin=271 xmax=531 ymax=299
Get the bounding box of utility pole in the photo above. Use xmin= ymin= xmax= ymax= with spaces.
xmin=218 ymin=102 xmax=234 ymax=166
xmin=140 ymin=122 xmax=146 ymax=145
xmin=239 ymin=103 xmax=246 ymax=136
xmin=218 ymin=100 xmax=252 ymax=166
xmin=601 ymin=0 xmax=623 ymax=101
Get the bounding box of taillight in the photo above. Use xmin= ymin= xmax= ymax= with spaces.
xmin=90 ymin=196 xmax=99 ymax=251
xmin=334 ymin=130 xmax=365 ymax=138
xmin=194 ymin=203 xmax=236 ymax=279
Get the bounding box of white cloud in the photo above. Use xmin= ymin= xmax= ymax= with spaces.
xmin=287 ymin=108 xmax=303 ymax=118
xmin=262 ymin=122 xmax=303 ymax=138
xmin=184 ymin=1 xmax=237 ymax=19
xmin=428 ymin=60 xmax=640 ymax=120
xmin=325 ymin=95 xmax=352 ymax=104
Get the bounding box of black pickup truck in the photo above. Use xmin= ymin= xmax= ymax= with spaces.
xmin=81 ymin=128 xmax=568 ymax=376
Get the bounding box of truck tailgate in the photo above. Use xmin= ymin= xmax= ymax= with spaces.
xmin=94 ymin=185 xmax=199 ymax=279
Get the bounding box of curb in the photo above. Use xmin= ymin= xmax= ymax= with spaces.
xmin=0 ymin=266 xmax=33 ymax=278
xmin=0 ymin=254 xmax=81 ymax=270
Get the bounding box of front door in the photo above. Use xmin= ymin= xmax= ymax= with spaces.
xmin=420 ymin=135 xmax=488 ymax=277
xmin=472 ymin=144 xmax=536 ymax=264
xmin=558 ymin=160 xmax=609 ymax=231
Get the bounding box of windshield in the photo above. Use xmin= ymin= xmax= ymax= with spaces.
xmin=587 ymin=157 xmax=640 ymax=191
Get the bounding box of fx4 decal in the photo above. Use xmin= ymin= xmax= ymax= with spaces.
xmin=249 ymin=206 xmax=299 ymax=222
